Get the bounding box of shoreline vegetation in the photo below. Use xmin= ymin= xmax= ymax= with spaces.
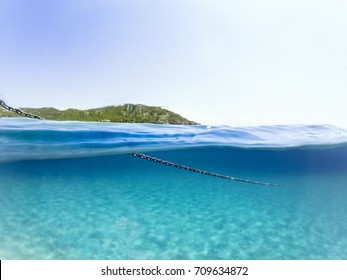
xmin=0 ymin=103 xmax=198 ymax=125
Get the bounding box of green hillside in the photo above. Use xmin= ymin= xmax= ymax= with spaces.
xmin=0 ymin=104 xmax=198 ymax=125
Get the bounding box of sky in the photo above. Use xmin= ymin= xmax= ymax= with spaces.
xmin=0 ymin=0 xmax=347 ymax=127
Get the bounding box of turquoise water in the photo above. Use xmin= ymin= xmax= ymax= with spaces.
xmin=1 ymin=118 xmax=347 ymax=259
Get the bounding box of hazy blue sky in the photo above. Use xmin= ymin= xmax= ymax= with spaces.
xmin=1 ymin=0 xmax=346 ymax=127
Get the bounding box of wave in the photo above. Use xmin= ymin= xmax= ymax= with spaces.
xmin=1 ymin=117 xmax=347 ymax=162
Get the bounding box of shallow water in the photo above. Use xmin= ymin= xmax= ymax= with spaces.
xmin=1 ymin=119 xmax=347 ymax=259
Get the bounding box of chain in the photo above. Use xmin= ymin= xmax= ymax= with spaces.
xmin=0 ymin=100 xmax=44 ymax=120
xmin=1 ymin=99 xmax=279 ymax=186
xmin=130 ymin=152 xmax=280 ymax=186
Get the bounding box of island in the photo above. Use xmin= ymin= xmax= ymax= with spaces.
xmin=0 ymin=103 xmax=198 ymax=125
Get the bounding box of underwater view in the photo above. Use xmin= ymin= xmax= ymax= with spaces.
xmin=1 ymin=118 xmax=347 ymax=259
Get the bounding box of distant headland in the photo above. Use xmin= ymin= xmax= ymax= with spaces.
xmin=0 ymin=103 xmax=198 ymax=125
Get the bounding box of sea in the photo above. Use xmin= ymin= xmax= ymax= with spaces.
xmin=1 ymin=117 xmax=347 ymax=260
